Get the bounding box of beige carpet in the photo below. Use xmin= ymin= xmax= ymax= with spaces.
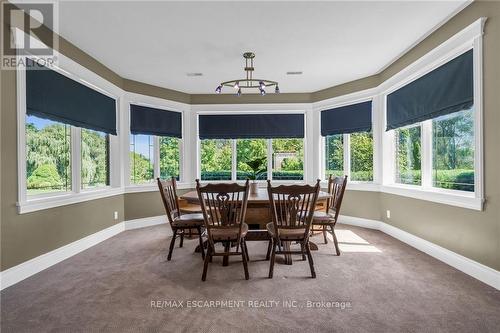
xmin=1 ymin=224 xmax=499 ymax=332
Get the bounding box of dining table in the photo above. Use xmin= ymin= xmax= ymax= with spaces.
xmin=180 ymin=188 xmax=332 ymax=265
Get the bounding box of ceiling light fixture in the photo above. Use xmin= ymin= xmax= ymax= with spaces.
xmin=215 ymin=52 xmax=279 ymax=96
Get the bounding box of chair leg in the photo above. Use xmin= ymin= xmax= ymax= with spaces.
xmin=179 ymin=232 xmax=184 ymax=248
xmin=197 ymin=227 xmax=205 ymax=260
xmin=241 ymin=241 xmax=250 ymax=280
xmin=223 ymin=241 xmax=230 ymax=266
xmin=301 ymin=242 xmax=306 ymax=260
xmin=322 ymin=225 xmax=328 ymax=244
xmin=167 ymin=229 xmax=178 ymax=261
xmin=202 ymin=245 xmax=211 ymax=281
xmin=265 ymin=240 xmax=272 ymax=260
xmin=268 ymin=239 xmax=277 ymax=278
xmin=243 ymin=239 xmax=250 ymax=262
xmin=330 ymin=225 xmax=341 ymax=256
xmin=305 ymin=242 xmax=316 ymax=278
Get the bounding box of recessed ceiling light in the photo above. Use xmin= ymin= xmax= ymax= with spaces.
xmin=286 ymin=71 xmax=303 ymax=75
xmin=186 ymin=72 xmax=203 ymax=77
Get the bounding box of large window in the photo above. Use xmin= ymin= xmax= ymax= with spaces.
xmin=236 ymin=139 xmax=268 ymax=180
xmin=432 ymin=108 xmax=474 ymax=192
xmin=160 ymin=137 xmax=180 ymax=180
xmin=325 ymin=134 xmax=344 ymax=179
xmin=81 ymin=128 xmax=110 ymax=189
xmin=272 ymin=138 xmax=304 ymax=180
xmin=350 ymin=132 xmax=373 ymax=181
xmin=26 ymin=115 xmax=71 ymax=195
xmin=199 ymin=138 xmax=304 ymax=181
xmin=200 ymin=139 xmax=232 ymax=180
xmin=129 ymin=134 xmax=154 ymax=184
xmin=394 ymin=125 xmax=422 ymax=186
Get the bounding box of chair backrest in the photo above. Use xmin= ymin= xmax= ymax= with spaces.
xmin=157 ymin=177 xmax=181 ymax=227
xmin=326 ymin=175 xmax=348 ymax=222
xmin=196 ymin=180 xmax=250 ymax=244
xmin=267 ymin=180 xmax=321 ymax=238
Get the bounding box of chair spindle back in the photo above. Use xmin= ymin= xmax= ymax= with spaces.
xmin=157 ymin=177 xmax=181 ymax=228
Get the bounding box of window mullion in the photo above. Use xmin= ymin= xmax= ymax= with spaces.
xmin=231 ymin=139 xmax=237 ymax=181
xmin=154 ymin=136 xmax=160 ymax=179
xmin=267 ymin=139 xmax=273 ymax=181
xmin=72 ymin=127 xmax=81 ymax=193
xmin=421 ymin=121 xmax=432 ymax=189
xmin=343 ymin=133 xmax=350 ymax=178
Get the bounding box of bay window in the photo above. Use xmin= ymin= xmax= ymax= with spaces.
xmin=321 ymin=101 xmax=373 ymax=182
xmin=23 ymin=58 xmax=117 ymax=203
xmin=386 ymin=49 xmax=475 ymax=194
xmin=129 ymin=104 xmax=182 ymax=185
xmin=198 ymin=113 xmax=305 ymax=182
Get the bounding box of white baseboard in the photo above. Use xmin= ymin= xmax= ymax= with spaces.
xmin=124 ymin=215 xmax=167 ymax=231
xmin=0 ymin=222 xmax=125 ymax=291
xmin=338 ymin=215 xmax=500 ymax=291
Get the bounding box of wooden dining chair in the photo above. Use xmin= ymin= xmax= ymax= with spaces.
xmin=196 ymin=179 xmax=250 ymax=281
xmin=266 ymin=180 xmax=321 ymax=278
xmin=311 ymin=175 xmax=348 ymax=255
xmin=157 ymin=177 xmax=205 ymax=261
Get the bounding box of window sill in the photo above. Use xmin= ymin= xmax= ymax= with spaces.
xmin=381 ymin=184 xmax=484 ymax=211
xmin=18 ymin=187 xmax=123 ymax=214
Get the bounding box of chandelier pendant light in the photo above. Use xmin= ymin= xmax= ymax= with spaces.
xmin=215 ymin=52 xmax=279 ymax=96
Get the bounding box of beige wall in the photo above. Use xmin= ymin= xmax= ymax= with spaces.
xmin=2 ymin=1 xmax=499 ymax=272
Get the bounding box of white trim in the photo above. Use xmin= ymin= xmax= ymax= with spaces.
xmin=338 ymin=215 xmax=500 ymax=291
xmin=0 ymin=222 xmax=125 ymax=291
xmin=124 ymin=215 xmax=168 ymax=231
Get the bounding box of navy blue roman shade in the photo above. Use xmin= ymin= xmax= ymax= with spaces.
xmin=130 ymin=104 xmax=182 ymax=138
xmin=198 ymin=114 xmax=304 ymax=139
xmin=321 ymin=101 xmax=372 ymax=136
xmin=26 ymin=59 xmax=117 ymax=135
xmin=386 ymin=50 xmax=473 ymax=131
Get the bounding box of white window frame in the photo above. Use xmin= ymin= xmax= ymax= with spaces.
xmin=123 ymin=93 xmax=189 ymax=192
xmin=315 ymin=90 xmax=379 ymax=191
xmin=379 ymin=18 xmax=486 ymax=210
xmin=193 ymin=105 xmax=311 ymax=185
xmin=16 ymin=49 xmax=123 ymax=214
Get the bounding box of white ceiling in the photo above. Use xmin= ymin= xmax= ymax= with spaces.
xmin=58 ymin=1 xmax=469 ymax=94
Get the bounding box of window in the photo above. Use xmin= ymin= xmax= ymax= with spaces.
xmin=272 ymin=138 xmax=304 ymax=180
xmin=432 ymin=108 xmax=474 ymax=192
xmin=236 ymin=139 xmax=268 ymax=180
xmin=324 ymin=134 xmax=344 ymax=179
xmin=350 ymin=132 xmax=373 ymax=181
xmin=81 ymin=128 xmax=110 ymax=189
xmin=129 ymin=134 xmax=154 ymax=184
xmin=160 ymin=137 xmax=180 ymax=180
xmin=200 ymin=139 xmax=232 ymax=180
xmin=26 ymin=115 xmax=71 ymax=195
xmin=394 ymin=125 xmax=422 ymax=186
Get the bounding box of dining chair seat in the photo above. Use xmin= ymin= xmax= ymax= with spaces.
xmin=311 ymin=210 xmax=336 ymax=223
xmin=171 ymin=213 xmax=205 ymax=227
xmin=210 ymin=223 xmax=248 ymax=241
xmin=266 ymin=222 xmax=307 ymax=241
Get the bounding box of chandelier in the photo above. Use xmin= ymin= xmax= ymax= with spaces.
xmin=215 ymin=52 xmax=279 ymax=96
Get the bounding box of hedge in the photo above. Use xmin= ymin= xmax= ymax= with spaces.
xmin=201 ymin=169 xmax=474 ymax=192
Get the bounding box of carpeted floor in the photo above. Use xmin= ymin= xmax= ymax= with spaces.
xmin=1 ymin=224 xmax=499 ymax=333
